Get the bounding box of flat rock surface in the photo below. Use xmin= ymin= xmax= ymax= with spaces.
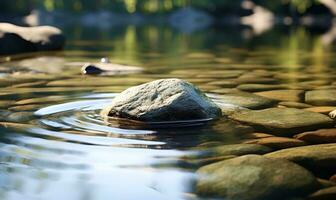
xmin=304 ymin=106 xmax=336 ymax=114
xmin=230 ymin=108 xmax=334 ymax=135
xmin=265 ymin=143 xmax=336 ymax=177
xmin=209 ymin=143 xmax=272 ymax=157
xmin=244 ymin=136 xmax=306 ymax=149
xmin=305 ymin=90 xmax=336 ymax=106
xmin=255 ymin=90 xmax=304 ymax=102
xmin=196 ymin=155 xmax=318 ymax=200
xmin=101 ymin=78 xmax=222 ymax=121
xmin=214 ymin=92 xmax=276 ymax=109
xmin=278 ymin=101 xmax=312 ymax=109
xmin=294 ymin=129 xmax=336 ymax=143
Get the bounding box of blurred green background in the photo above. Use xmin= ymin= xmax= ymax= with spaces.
xmin=0 ymin=0 xmax=334 ymax=16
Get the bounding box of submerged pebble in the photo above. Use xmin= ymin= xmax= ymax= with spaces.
xmin=196 ymin=155 xmax=318 ymax=200
xmin=230 ymin=108 xmax=334 ymax=136
xmin=265 ymin=143 xmax=336 ymax=177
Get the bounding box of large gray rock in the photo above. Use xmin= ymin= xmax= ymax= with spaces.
xmin=196 ymin=155 xmax=318 ymax=200
xmin=230 ymin=108 xmax=334 ymax=135
xmin=101 ymin=79 xmax=222 ymax=121
xmin=0 ymin=23 xmax=65 ymax=54
xmin=265 ymin=144 xmax=336 ymax=177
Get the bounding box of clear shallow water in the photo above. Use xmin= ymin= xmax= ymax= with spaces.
xmin=0 ymin=24 xmax=336 ymax=200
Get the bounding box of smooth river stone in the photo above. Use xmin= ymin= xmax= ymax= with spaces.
xmin=209 ymin=144 xmax=272 ymax=157
xmin=305 ymin=90 xmax=336 ymax=106
xmin=237 ymin=84 xmax=286 ymax=92
xmin=278 ymin=101 xmax=312 ymax=109
xmin=101 ymin=78 xmax=222 ymax=121
xmin=294 ymin=129 xmax=336 ymax=144
xmin=196 ymin=155 xmax=318 ymax=200
xmin=214 ymin=92 xmax=276 ymax=109
xmin=255 ymin=90 xmax=304 ymax=102
xmin=244 ymin=136 xmax=306 ymax=150
xmin=304 ymin=106 xmax=336 ymax=114
xmin=307 ymin=186 xmax=336 ymax=200
xmin=230 ymin=108 xmax=334 ymax=135
xmin=265 ymin=143 xmax=336 ymax=177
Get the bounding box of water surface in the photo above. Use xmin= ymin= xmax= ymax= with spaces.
xmin=0 ymin=24 xmax=336 ymax=200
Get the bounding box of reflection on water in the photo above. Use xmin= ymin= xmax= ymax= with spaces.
xmin=0 ymin=24 xmax=336 ymax=200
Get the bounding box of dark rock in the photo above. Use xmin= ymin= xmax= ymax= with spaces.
xmin=196 ymin=155 xmax=318 ymax=200
xmin=308 ymin=186 xmax=336 ymax=200
xmin=101 ymin=79 xmax=222 ymax=121
xmin=230 ymin=108 xmax=334 ymax=136
xmin=81 ymin=64 xmax=104 ymax=75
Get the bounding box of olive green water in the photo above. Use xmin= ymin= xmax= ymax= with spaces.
xmin=0 ymin=25 xmax=336 ymax=200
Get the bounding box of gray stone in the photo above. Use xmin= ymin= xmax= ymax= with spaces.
xmin=101 ymin=79 xmax=222 ymax=121
xmin=230 ymin=108 xmax=334 ymax=135
xmin=196 ymin=155 xmax=318 ymax=200
xmin=305 ymin=90 xmax=336 ymax=106
xmin=214 ymin=92 xmax=276 ymax=109
xmin=0 ymin=23 xmax=65 ymax=54
xmin=265 ymin=144 xmax=336 ymax=177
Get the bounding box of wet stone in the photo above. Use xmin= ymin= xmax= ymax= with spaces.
xmin=101 ymin=78 xmax=222 ymax=121
xmin=246 ymin=132 xmax=274 ymax=139
xmin=304 ymin=106 xmax=336 ymax=114
xmin=307 ymin=186 xmax=336 ymax=200
xmin=7 ymin=112 xmax=35 ymax=122
xmin=236 ymin=77 xmax=278 ymax=84
xmin=237 ymin=84 xmax=286 ymax=92
xmin=214 ymin=92 xmax=276 ymax=109
xmin=317 ymin=178 xmax=336 ymax=188
xmin=255 ymin=90 xmax=304 ymax=102
xmin=305 ymin=90 xmax=336 ymax=106
xmin=279 ymin=101 xmax=312 ymax=109
xmin=330 ymin=174 xmax=336 ymax=182
xmin=294 ymin=129 xmax=336 ymax=144
xmin=196 ymin=155 xmax=318 ymax=200
xmin=209 ymin=143 xmax=272 ymax=157
xmin=265 ymin=143 xmax=336 ymax=178
xmin=230 ymin=108 xmax=334 ymax=136
xmin=244 ymin=136 xmax=306 ymax=150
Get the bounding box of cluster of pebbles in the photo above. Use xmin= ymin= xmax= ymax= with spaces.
xmin=0 ymin=55 xmax=336 ymax=200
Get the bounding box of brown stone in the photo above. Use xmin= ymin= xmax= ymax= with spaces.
xmin=294 ymin=129 xmax=336 ymax=144
xmin=304 ymin=107 xmax=336 ymax=114
xmin=308 ymin=186 xmax=336 ymax=200
xmin=255 ymin=90 xmax=304 ymax=102
xmin=244 ymin=136 xmax=306 ymax=149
